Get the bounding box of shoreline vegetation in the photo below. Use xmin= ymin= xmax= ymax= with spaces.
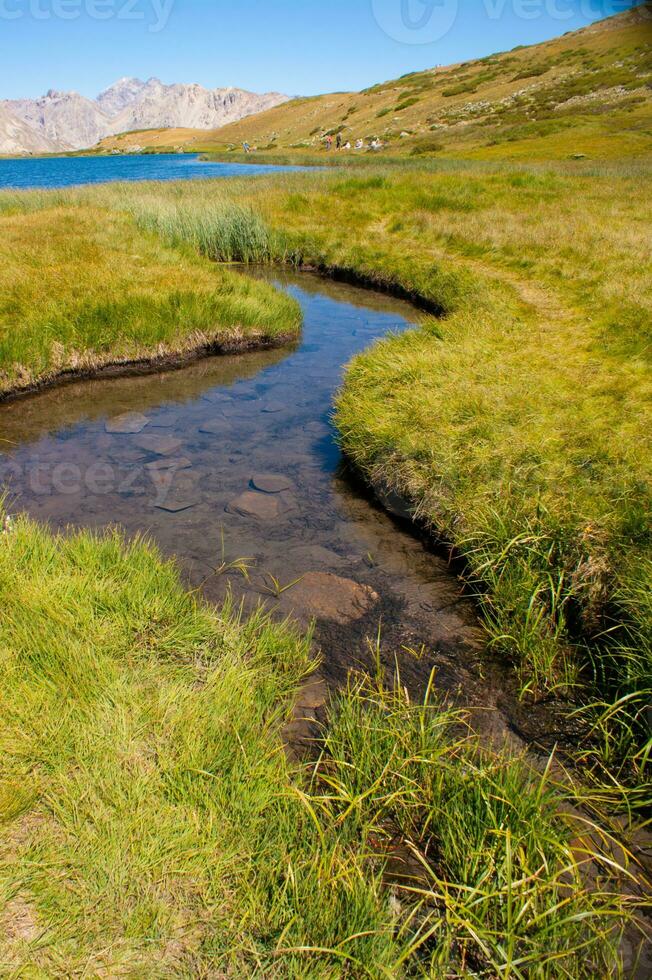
xmin=0 ymin=203 xmax=302 ymax=400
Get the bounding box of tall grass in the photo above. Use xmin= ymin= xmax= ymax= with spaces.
xmin=130 ymin=198 xmax=274 ymax=263
xmin=0 ymin=513 xmax=640 ymax=974
xmin=305 ymin=675 xmax=641 ymax=978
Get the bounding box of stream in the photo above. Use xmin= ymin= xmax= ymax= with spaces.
xmin=0 ymin=268 xmax=557 ymax=752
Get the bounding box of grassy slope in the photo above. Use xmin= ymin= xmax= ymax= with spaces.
xmin=94 ymin=6 xmax=652 ymax=162
xmin=0 ymin=199 xmax=301 ymax=397
xmin=0 ymin=514 xmax=633 ymax=975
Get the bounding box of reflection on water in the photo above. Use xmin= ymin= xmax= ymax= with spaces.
xmin=0 ymin=269 xmax=524 ymax=739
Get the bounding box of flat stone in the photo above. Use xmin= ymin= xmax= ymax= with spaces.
xmin=281 ymin=572 xmax=379 ymax=625
xmin=199 ymin=418 xmax=232 ymax=436
xmin=105 ymin=412 xmax=150 ymax=435
xmin=226 ymin=491 xmax=282 ymax=521
xmin=134 ymin=434 xmax=183 ymax=457
xmin=108 ymin=448 xmax=149 ymax=464
xmin=144 ymin=456 xmax=192 ymax=473
xmin=296 ymin=676 xmax=328 ymax=710
xmin=201 ymin=390 xmax=232 ymax=404
xmin=251 ymin=473 xmax=294 ymax=494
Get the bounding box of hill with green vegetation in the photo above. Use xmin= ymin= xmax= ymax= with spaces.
xmin=95 ymin=4 xmax=652 ymax=161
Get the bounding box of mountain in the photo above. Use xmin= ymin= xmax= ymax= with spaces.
xmin=103 ymin=3 xmax=648 ymax=162
xmin=0 ymin=103 xmax=62 ymax=155
xmin=5 ymin=90 xmax=108 ymax=151
xmin=110 ymin=79 xmax=289 ymax=134
xmin=95 ymin=77 xmax=149 ymax=116
xmin=1 ymin=79 xmax=289 ymax=154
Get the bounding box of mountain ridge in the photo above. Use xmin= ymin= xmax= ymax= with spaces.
xmin=1 ymin=78 xmax=289 ymax=155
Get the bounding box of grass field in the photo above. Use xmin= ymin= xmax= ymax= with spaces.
xmin=1 ymin=155 xmax=649 ymax=785
xmin=40 ymin=157 xmax=646 ymax=803
xmin=0 ymin=200 xmax=301 ymax=397
xmin=1 ymin=15 xmax=651 ymax=962
xmin=0 ymin=512 xmax=638 ymax=975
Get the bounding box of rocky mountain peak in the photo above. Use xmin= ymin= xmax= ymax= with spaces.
xmin=1 ymin=77 xmax=290 ymax=153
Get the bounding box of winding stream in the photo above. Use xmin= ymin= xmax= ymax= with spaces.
xmin=0 ymin=269 xmax=543 ymax=749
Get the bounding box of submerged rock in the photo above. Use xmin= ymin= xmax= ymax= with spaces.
xmin=144 ymin=456 xmax=192 ymax=473
xmin=105 ymin=412 xmax=150 ymax=435
xmin=251 ymin=473 xmax=294 ymax=494
xmin=288 ymin=544 xmax=349 ymax=570
xmin=261 ymin=400 xmax=286 ymax=414
xmin=134 ymin=434 xmax=183 ymax=456
xmin=227 ymin=490 xmax=282 ymax=521
xmin=154 ymin=497 xmax=198 ymax=514
xmin=201 ymin=390 xmax=233 ymax=404
xmin=199 ymin=418 xmax=232 ymax=436
xmin=281 ymin=571 xmax=379 ymax=625
xmin=149 ymin=412 xmax=178 ymax=429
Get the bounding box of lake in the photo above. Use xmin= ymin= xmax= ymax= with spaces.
xmin=0 ymin=153 xmax=302 ymax=190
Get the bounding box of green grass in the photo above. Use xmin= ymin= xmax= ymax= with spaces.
xmin=71 ymin=161 xmax=650 ymax=799
xmin=0 ymin=512 xmax=638 ymax=974
xmin=0 ymin=201 xmax=300 ymax=397
xmin=2 ymin=161 xmax=649 ymax=797
xmin=0 ymin=155 xmax=650 ymax=968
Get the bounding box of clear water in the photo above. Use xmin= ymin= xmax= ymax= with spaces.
xmin=0 ymin=269 xmax=530 ymax=745
xmin=0 ymin=153 xmax=304 ymax=190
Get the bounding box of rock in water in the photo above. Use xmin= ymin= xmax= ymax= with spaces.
xmin=144 ymin=456 xmax=192 ymax=473
xmin=261 ymin=401 xmax=286 ymax=414
xmin=251 ymin=473 xmax=294 ymax=494
xmin=105 ymin=412 xmax=150 ymax=434
xmin=281 ymin=572 xmax=379 ymax=624
xmin=134 ymin=434 xmax=183 ymax=456
xmin=199 ymin=418 xmax=232 ymax=436
xmin=226 ymin=491 xmax=282 ymax=521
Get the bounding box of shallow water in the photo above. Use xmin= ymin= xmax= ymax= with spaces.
xmin=0 ymin=153 xmax=304 ymax=190
xmin=0 ymin=269 xmax=535 ymax=746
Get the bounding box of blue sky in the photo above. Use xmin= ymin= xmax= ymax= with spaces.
xmin=0 ymin=0 xmax=641 ymax=100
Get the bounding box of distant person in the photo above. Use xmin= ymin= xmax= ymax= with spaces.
xmin=325 ymin=134 xmax=333 ymax=151
xmin=355 ymin=139 xmax=364 ymax=150
xmin=336 ymin=133 xmax=342 ymax=150
xmin=242 ymin=141 xmax=250 ymax=154
xmin=343 ymin=141 xmax=351 ymax=150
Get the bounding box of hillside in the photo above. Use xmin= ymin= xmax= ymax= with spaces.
xmin=96 ymin=5 xmax=651 ymax=160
